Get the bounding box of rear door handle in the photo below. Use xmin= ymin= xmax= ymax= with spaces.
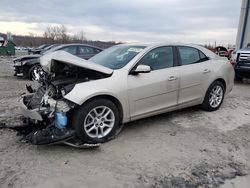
xmin=168 ymin=76 xmax=177 ymax=81
xmin=203 ymin=69 xmax=211 ymax=73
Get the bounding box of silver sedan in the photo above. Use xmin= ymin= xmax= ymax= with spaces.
xmin=37 ymin=42 xmax=235 ymax=143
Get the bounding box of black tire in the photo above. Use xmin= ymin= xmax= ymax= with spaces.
xmin=202 ymin=81 xmax=225 ymax=111
xmin=72 ymin=98 xmax=120 ymax=143
xmin=28 ymin=64 xmax=41 ymax=80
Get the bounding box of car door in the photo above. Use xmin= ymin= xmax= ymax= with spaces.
xmin=177 ymin=46 xmax=212 ymax=104
xmin=127 ymin=46 xmax=179 ymax=119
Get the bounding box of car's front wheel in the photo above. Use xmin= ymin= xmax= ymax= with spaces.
xmin=202 ymin=81 xmax=225 ymax=111
xmin=72 ymin=98 xmax=120 ymax=143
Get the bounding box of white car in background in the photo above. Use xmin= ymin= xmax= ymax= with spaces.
xmin=21 ymin=42 xmax=235 ymax=145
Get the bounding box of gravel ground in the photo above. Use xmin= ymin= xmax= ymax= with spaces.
xmin=0 ymin=56 xmax=249 ymax=188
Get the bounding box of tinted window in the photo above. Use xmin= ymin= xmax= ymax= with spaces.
xmin=199 ymin=51 xmax=209 ymax=62
xmin=178 ymin=47 xmax=200 ymax=65
xmin=138 ymin=47 xmax=174 ymax=70
xmin=94 ymin=48 xmax=102 ymax=53
xmin=178 ymin=47 xmax=209 ymax=65
xmin=62 ymin=46 xmax=77 ymax=55
xmin=79 ymin=46 xmax=95 ymax=55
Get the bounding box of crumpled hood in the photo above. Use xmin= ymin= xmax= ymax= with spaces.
xmin=14 ymin=54 xmax=41 ymax=61
xmin=40 ymin=50 xmax=113 ymax=75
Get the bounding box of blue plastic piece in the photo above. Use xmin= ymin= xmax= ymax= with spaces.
xmin=55 ymin=112 xmax=68 ymax=129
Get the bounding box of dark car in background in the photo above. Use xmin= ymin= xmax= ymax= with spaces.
xmin=234 ymin=44 xmax=250 ymax=81
xmin=28 ymin=44 xmax=51 ymax=55
xmin=14 ymin=44 xmax=103 ymax=80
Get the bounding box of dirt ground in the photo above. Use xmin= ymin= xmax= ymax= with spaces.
xmin=0 ymin=56 xmax=249 ymax=188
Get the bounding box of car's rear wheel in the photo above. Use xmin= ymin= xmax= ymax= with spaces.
xmin=72 ymin=98 xmax=120 ymax=143
xmin=28 ymin=64 xmax=41 ymax=80
xmin=202 ymin=81 xmax=225 ymax=111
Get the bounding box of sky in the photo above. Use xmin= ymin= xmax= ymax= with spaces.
xmin=0 ymin=0 xmax=241 ymax=45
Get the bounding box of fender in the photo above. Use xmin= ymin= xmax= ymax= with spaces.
xmin=64 ymin=71 xmax=130 ymax=123
xmin=24 ymin=58 xmax=40 ymax=66
xmin=200 ymin=60 xmax=234 ymax=103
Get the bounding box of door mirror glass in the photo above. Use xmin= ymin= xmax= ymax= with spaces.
xmin=131 ymin=65 xmax=151 ymax=75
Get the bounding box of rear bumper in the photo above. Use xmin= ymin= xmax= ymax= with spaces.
xmin=235 ymin=66 xmax=250 ymax=78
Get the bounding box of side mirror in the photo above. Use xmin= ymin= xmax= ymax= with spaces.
xmin=131 ymin=65 xmax=151 ymax=75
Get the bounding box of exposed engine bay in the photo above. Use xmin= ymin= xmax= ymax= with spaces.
xmin=17 ymin=52 xmax=111 ymax=147
xmin=26 ymin=60 xmax=107 ymax=111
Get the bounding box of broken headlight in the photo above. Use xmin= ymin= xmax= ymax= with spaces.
xmin=14 ymin=61 xmax=24 ymax=66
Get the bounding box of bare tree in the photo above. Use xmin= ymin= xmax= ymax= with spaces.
xmin=43 ymin=25 xmax=71 ymax=43
xmin=73 ymin=30 xmax=86 ymax=42
xmin=44 ymin=26 xmax=56 ymax=43
xmin=59 ymin=25 xmax=68 ymax=43
xmin=4 ymin=24 xmax=117 ymax=48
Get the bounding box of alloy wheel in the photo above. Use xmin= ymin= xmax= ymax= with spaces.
xmin=209 ymin=85 xmax=223 ymax=108
xmin=83 ymin=106 xmax=115 ymax=138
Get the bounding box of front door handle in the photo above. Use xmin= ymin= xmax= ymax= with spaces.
xmin=168 ymin=76 xmax=177 ymax=81
xmin=203 ymin=69 xmax=211 ymax=73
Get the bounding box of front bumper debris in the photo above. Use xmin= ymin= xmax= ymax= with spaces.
xmin=20 ymin=97 xmax=43 ymax=121
xmin=16 ymin=93 xmax=100 ymax=148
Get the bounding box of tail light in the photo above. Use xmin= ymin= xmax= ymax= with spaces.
xmin=229 ymin=59 xmax=235 ymax=67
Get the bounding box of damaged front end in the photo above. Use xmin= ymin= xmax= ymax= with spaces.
xmin=18 ymin=51 xmax=111 ymax=147
xmin=20 ymin=83 xmax=75 ymax=145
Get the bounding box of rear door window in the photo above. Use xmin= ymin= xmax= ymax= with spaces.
xmin=78 ymin=46 xmax=96 ymax=55
xmin=178 ymin=46 xmax=209 ymax=65
xmin=62 ymin=46 xmax=77 ymax=55
xmin=94 ymin=48 xmax=102 ymax=53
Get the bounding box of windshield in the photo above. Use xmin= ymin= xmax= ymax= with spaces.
xmin=89 ymin=45 xmax=146 ymax=69
xmin=43 ymin=44 xmax=60 ymax=51
xmin=37 ymin=44 xmax=46 ymax=49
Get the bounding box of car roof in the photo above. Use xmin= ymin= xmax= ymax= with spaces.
xmin=119 ymin=42 xmax=203 ymax=48
xmin=43 ymin=44 xmax=60 ymax=50
xmin=43 ymin=43 xmax=103 ymax=55
xmin=57 ymin=43 xmax=103 ymax=50
xmin=38 ymin=44 xmax=50 ymax=49
xmin=118 ymin=42 xmax=218 ymax=59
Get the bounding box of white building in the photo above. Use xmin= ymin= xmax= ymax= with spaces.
xmin=236 ymin=0 xmax=250 ymax=50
